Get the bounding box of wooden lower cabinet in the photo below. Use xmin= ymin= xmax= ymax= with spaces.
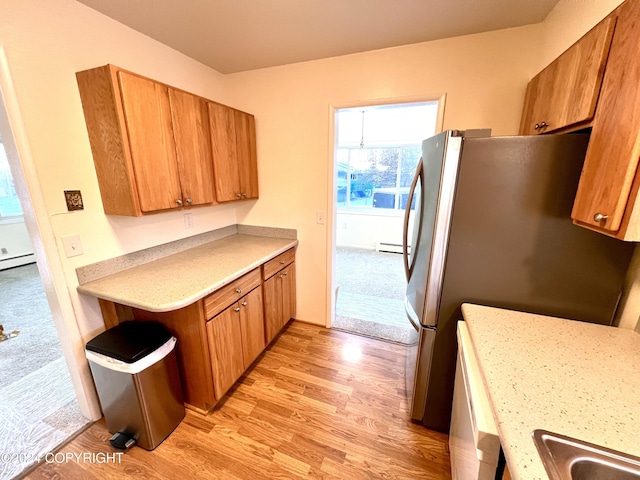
xmin=264 ymin=261 xmax=296 ymax=344
xmin=239 ymin=287 xmax=266 ymax=366
xmin=207 ymin=286 xmax=266 ymax=400
xmin=207 ymin=305 xmax=246 ymax=400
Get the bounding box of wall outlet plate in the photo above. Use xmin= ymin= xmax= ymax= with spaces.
xmin=64 ymin=190 xmax=84 ymax=211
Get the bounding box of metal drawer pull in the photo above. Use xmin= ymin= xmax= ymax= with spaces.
xmin=593 ymin=213 xmax=608 ymax=222
xmin=186 ymin=198 xmax=192 ymax=204
xmin=176 ymin=199 xmax=183 ymax=206
xmin=234 ymin=307 xmax=240 ymax=312
xmin=236 ymin=193 xmax=242 ymax=198
xmin=236 ymin=288 xmax=242 ymax=294
xmin=280 ymin=260 xmax=285 ymax=264
xmin=241 ymin=301 xmax=248 ymax=306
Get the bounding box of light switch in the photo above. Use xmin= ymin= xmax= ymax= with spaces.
xmin=316 ymin=210 xmax=326 ymax=225
xmin=61 ymin=234 xmax=84 ymax=258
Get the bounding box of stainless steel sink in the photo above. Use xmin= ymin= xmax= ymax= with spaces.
xmin=532 ymin=429 xmax=640 ymax=480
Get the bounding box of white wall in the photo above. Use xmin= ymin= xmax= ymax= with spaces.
xmin=0 ymin=220 xmax=34 ymax=268
xmin=224 ymin=26 xmax=541 ymax=326
xmin=336 ymin=212 xmax=405 ymax=250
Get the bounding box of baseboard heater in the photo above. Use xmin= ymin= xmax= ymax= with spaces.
xmin=0 ymin=253 xmax=36 ymax=271
xmin=375 ymin=242 xmax=409 ymax=254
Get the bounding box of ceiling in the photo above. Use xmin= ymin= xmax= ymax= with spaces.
xmin=77 ymin=0 xmax=560 ymax=74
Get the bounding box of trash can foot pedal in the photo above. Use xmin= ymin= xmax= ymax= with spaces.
xmin=110 ymin=432 xmax=136 ymax=450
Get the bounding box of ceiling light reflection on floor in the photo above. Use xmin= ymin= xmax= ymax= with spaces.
xmin=342 ymin=343 xmax=362 ymax=363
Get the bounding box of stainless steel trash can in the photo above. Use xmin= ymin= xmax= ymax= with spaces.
xmin=85 ymin=321 xmax=185 ymax=450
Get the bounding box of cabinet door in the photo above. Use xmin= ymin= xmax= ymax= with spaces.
xmin=281 ymin=262 xmax=296 ymax=328
xmin=239 ymin=288 xmax=266 ymax=367
xmin=208 ymin=103 xmax=241 ymax=202
xmin=168 ymin=89 xmax=216 ymax=207
xmin=519 ymin=18 xmax=615 ymax=135
xmin=572 ymin=2 xmax=640 ymax=235
xmin=117 ymin=71 xmax=182 ymax=212
xmin=235 ymin=110 xmax=259 ymax=200
xmin=206 ymin=305 xmax=245 ymax=399
xmin=263 ymin=274 xmax=283 ymax=345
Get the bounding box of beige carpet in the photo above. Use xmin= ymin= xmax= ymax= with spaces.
xmin=334 ymin=247 xmax=414 ymax=344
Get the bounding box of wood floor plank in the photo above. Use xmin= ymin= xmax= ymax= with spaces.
xmin=26 ymin=321 xmax=451 ymax=479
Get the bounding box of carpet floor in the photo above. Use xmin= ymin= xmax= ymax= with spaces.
xmin=0 ymin=264 xmax=90 ymax=480
xmin=334 ymin=247 xmax=414 ymax=344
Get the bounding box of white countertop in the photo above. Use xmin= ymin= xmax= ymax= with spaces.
xmin=461 ymin=303 xmax=640 ymax=480
xmin=77 ymin=234 xmax=297 ymax=312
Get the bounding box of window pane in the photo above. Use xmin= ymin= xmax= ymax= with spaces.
xmin=0 ymin=143 xmax=22 ymax=217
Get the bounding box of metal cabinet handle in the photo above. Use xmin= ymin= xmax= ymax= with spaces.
xmin=283 ymin=271 xmax=288 ymax=276
xmin=236 ymin=288 xmax=242 ymax=294
xmin=278 ymin=274 xmax=283 ymax=278
xmin=241 ymin=301 xmax=248 ymax=306
xmin=280 ymin=260 xmax=285 ymax=264
xmin=594 ymin=213 xmax=608 ymax=222
xmin=176 ymin=199 xmax=183 ymax=206
xmin=534 ymin=121 xmax=549 ymax=130
xmin=241 ymin=193 xmax=247 ymax=198
xmin=236 ymin=193 xmax=242 ymax=198
xmin=234 ymin=307 xmax=240 ymax=312
xmin=186 ymin=198 xmax=193 ymax=204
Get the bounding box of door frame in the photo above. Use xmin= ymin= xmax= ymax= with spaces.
xmin=0 ymin=46 xmax=100 ymax=420
xmin=325 ymin=94 xmax=446 ymax=328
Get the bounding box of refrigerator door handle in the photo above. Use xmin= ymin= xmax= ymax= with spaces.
xmin=403 ymin=157 xmax=423 ymax=282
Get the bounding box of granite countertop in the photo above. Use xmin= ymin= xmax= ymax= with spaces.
xmin=77 ymin=234 xmax=297 ymax=312
xmin=461 ymin=303 xmax=640 ymax=480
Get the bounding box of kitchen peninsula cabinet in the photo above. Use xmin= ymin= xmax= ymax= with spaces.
xmin=76 ymin=65 xmax=216 ymax=216
xmin=519 ymin=17 xmax=615 ymax=135
xmin=571 ymin=0 xmax=640 ymax=240
xmin=81 ymin=235 xmax=298 ymax=413
xmin=208 ymin=103 xmax=259 ymax=202
xmin=263 ymin=249 xmax=297 ymax=344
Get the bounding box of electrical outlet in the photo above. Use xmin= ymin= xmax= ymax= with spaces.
xmin=184 ymin=213 xmax=194 ymax=229
xmin=1 ymin=248 xmax=7 ymax=254
xmin=61 ymin=234 xmax=84 ymax=258
xmin=316 ymin=210 xmax=326 ymax=225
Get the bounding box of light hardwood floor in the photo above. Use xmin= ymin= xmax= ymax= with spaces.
xmin=26 ymin=322 xmax=451 ymax=479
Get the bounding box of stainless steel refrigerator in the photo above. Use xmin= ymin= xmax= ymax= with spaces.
xmin=402 ymin=130 xmax=635 ymax=433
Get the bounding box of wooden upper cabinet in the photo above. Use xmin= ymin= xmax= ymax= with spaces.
xmin=168 ymin=88 xmax=216 ymax=207
xmin=76 ymin=64 xmax=220 ymax=215
xmin=519 ymin=17 xmax=616 ymax=135
xmin=571 ymin=0 xmax=640 ymax=240
xmin=208 ymin=103 xmax=259 ymax=202
xmin=118 ymin=71 xmax=182 ymax=212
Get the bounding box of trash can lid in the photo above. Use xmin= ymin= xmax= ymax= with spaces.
xmin=85 ymin=321 xmax=172 ymax=363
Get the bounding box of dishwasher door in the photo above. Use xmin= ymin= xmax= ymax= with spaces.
xmin=449 ymin=321 xmax=500 ymax=480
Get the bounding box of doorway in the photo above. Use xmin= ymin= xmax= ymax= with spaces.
xmin=0 ymin=55 xmax=91 ymax=478
xmin=331 ymin=100 xmax=442 ymax=343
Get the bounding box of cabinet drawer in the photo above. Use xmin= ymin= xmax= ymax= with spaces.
xmin=204 ymin=268 xmax=261 ymax=319
xmin=262 ymin=248 xmax=295 ymax=280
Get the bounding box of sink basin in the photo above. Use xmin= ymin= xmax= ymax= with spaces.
xmin=532 ymin=429 xmax=640 ymax=480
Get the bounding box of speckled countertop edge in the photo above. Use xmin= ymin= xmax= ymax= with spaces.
xmin=461 ymin=303 xmax=640 ymax=480
xmin=77 ymin=234 xmax=297 ymax=312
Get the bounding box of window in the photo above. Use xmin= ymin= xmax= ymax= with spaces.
xmin=0 ymin=142 xmax=22 ymax=218
xmin=335 ymin=102 xmax=438 ymax=212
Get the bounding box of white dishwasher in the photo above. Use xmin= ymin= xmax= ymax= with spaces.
xmin=449 ymin=321 xmax=501 ymax=480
